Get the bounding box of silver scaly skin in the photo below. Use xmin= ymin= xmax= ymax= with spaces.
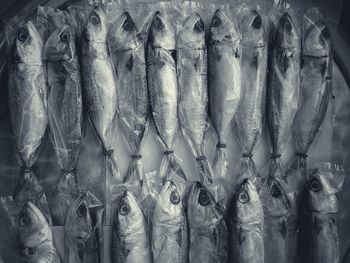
xmin=81 ymin=7 xmax=120 ymax=177
xmin=18 ymin=202 xmax=60 ymax=263
xmin=228 ymin=179 xmax=264 ymax=263
xmin=177 ymin=13 xmax=212 ymax=184
xmin=109 ymin=12 xmax=149 ymax=184
xmin=208 ymin=9 xmax=241 ymax=179
xmin=112 ymin=191 xmax=151 ymax=263
xmin=152 ymin=181 xmax=187 ymax=263
xmin=187 ymin=181 xmax=228 ymax=263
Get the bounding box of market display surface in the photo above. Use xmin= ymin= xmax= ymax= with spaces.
xmin=0 ymin=0 xmax=349 ymax=263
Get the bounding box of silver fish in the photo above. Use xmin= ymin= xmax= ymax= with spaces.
xmin=228 ymin=178 xmax=264 ymax=263
xmin=208 ymin=9 xmax=241 ymax=179
xmin=44 ymin=25 xmax=83 ymax=225
xmin=147 ymin=11 xmax=186 ymax=182
xmin=234 ymin=8 xmax=267 ymax=157
xmin=260 ymin=177 xmax=297 ymax=263
xmin=293 ymin=10 xmax=332 ymax=159
xmin=152 ymin=180 xmax=187 ymax=263
xmin=65 ymin=194 xmax=99 ymax=263
xmin=18 ymin=202 xmax=60 ymax=263
xmin=298 ymin=170 xmax=339 ymax=263
xmin=187 ymin=181 xmax=227 ymax=263
xmin=109 ymin=12 xmax=149 ymax=184
xmin=8 ymin=21 xmax=51 ymax=219
xmin=267 ymin=12 xmax=300 ymax=158
xmin=177 ymin=13 xmax=212 ymax=184
xmin=81 ymin=7 xmax=120 ymax=177
xmin=112 ymin=191 xmax=151 ymax=263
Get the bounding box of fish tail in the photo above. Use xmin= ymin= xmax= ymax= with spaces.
xmin=159 ymin=151 xmax=187 ymax=182
xmin=123 ymin=155 xmax=143 ymax=186
xmin=196 ymin=155 xmax=214 ymax=184
xmin=213 ymin=143 xmax=228 ymax=179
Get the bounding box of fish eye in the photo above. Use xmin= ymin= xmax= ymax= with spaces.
xmin=194 ymin=20 xmax=204 ymax=33
xmin=270 ymin=183 xmax=282 ymax=198
xmin=77 ymin=204 xmax=87 ymax=217
xmin=251 ymin=14 xmax=262 ymax=29
xmin=309 ymin=178 xmax=322 ymax=192
xmin=238 ymin=190 xmax=249 ymax=204
xmin=17 ymin=28 xmax=29 ymax=43
xmin=119 ymin=202 xmax=130 ymax=216
xmin=22 ymin=247 xmax=36 ymax=257
xmin=90 ymin=14 xmax=100 ymax=25
xmin=123 ymin=16 xmax=134 ymax=31
xmin=212 ymin=16 xmax=221 ymax=27
xmin=153 ymin=16 xmax=164 ymax=31
xmin=170 ymin=190 xmax=180 ymax=204
xmin=60 ymin=32 xmax=69 ymax=42
xmin=198 ymin=189 xmax=210 ymax=206
xmin=19 ymin=215 xmax=31 ymax=227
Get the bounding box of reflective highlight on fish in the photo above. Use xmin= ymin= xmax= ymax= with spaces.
xmin=187 ymin=182 xmax=228 ymax=263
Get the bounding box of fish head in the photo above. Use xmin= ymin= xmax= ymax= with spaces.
xmin=177 ymin=13 xmax=205 ymax=49
xmin=187 ymin=181 xmax=223 ymax=227
xmin=239 ymin=8 xmax=265 ymax=48
xmin=303 ymin=15 xmax=331 ymax=57
xmin=155 ymin=180 xmax=183 ymax=223
xmin=307 ymin=169 xmax=338 ymax=214
xmin=13 ymin=21 xmax=43 ymax=65
xmin=18 ymin=202 xmax=51 ymax=254
xmin=275 ymin=12 xmax=299 ymax=50
xmin=84 ymin=7 xmax=108 ymax=44
xmin=260 ymin=178 xmax=293 ymax=218
xmin=115 ymin=191 xmax=145 ymax=235
xmin=44 ymin=26 xmax=75 ymax=62
xmin=109 ymin=11 xmax=141 ymax=51
xmin=148 ymin=11 xmax=175 ymax=50
xmin=234 ymin=179 xmax=263 ymax=224
xmin=65 ymin=197 xmax=93 ymax=240
xmin=209 ymin=9 xmax=239 ymax=46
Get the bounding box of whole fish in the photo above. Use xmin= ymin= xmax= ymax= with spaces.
xmin=109 ymin=12 xmax=149 ymax=184
xmin=152 ymin=180 xmax=187 ymax=263
xmin=18 ymin=202 xmax=60 ymax=263
xmin=81 ymin=7 xmax=120 ymax=178
xmin=147 ymin=11 xmax=186 ymax=183
xmin=111 ymin=191 xmax=151 ymax=263
xmin=267 ymin=12 xmax=300 ymax=159
xmin=234 ymin=8 xmax=267 ymax=158
xmin=228 ymin=178 xmax=264 ymax=263
xmin=298 ymin=170 xmax=340 ymax=263
xmin=260 ymin=177 xmax=297 ymax=263
xmin=65 ymin=194 xmax=99 ymax=263
xmin=293 ymin=10 xmax=332 ymax=160
xmin=187 ymin=181 xmax=227 ymax=263
xmin=8 ymin=21 xmax=51 ymax=220
xmin=208 ymin=9 xmax=241 ymax=179
xmin=177 ymin=13 xmax=212 ymax=184
xmin=44 ymin=25 xmax=83 ymax=225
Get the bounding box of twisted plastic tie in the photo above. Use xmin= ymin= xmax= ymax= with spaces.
xmin=196 ymin=156 xmax=207 ymax=161
xmin=270 ymin=153 xmax=282 ymax=159
xmin=103 ymin=149 xmax=114 ymax=157
xmin=61 ymin=169 xmax=75 ymax=174
xmin=164 ymin=150 xmax=174 ymax=155
xmin=21 ymin=165 xmax=32 ymax=173
xmin=131 ymin=154 xmax=142 ymax=160
xmin=242 ymin=153 xmax=253 ymax=158
xmin=296 ymin=152 xmax=308 ymax=158
xmin=216 ymin=143 xmax=227 ymax=148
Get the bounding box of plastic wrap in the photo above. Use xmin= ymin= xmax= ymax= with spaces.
xmin=109 ymin=10 xmax=149 ymax=185
xmin=233 ymin=4 xmax=268 ymax=186
xmin=1 ymin=17 xmax=51 ymax=225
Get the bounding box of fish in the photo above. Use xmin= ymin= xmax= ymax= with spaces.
xmin=208 ymin=9 xmax=241 ymax=179
xmin=187 ymin=181 xmax=228 ymax=263
xmin=44 ymin=25 xmax=83 ymax=225
xmin=298 ymin=169 xmax=340 ymax=263
xmin=260 ymin=177 xmax=297 ymax=263
xmin=8 ymin=20 xmax=51 ymax=220
xmin=228 ymin=178 xmax=264 ymax=263
xmin=177 ymin=13 xmax=212 ymax=184
xmin=293 ymin=10 xmax=332 ymax=162
xmin=234 ymin=8 xmax=267 ymax=160
xmin=267 ymin=12 xmax=300 ymax=159
xmin=109 ymin=12 xmax=149 ymax=184
xmin=147 ymin=11 xmax=186 ymax=183
xmin=64 ymin=194 xmax=99 ymax=263
xmin=111 ymin=191 xmax=151 ymax=263
xmin=152 ymin=180 xmax=187 ymax=263
xmin=18 ymin=202 xmax=60 ymax=263
xmin=81 ymin=7 xmax=120 ymax=178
